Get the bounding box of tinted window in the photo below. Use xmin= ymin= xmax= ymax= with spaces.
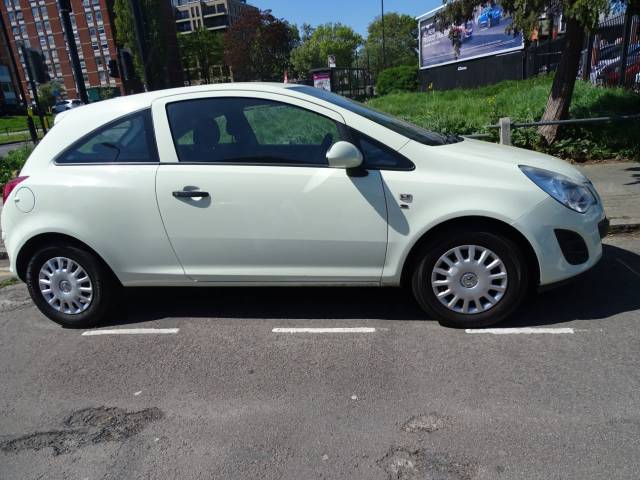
xmin=288 ymin=85 xmax=463 ymax=146
xmin=355 ymin=134 xmax=414 ymax=170
xmin=57 ymin=110 xmax=157 ymax=164
xmin=166 ymin=98 xmax=343 ymax=166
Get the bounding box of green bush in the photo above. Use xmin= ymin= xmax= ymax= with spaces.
xmin=0 ymin=145 xmax=33 ymax=186
xmin=376 ymin=66 xmax=418 ymax=97
xmin=367 ymin=75 xmax=640 ymax=161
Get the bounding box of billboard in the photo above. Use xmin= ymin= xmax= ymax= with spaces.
xmin=419 ymin=3 xmax=524 ymax=70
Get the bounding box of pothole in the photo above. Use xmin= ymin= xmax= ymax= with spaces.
xmin=402 ymin=413 xmax=449 ymax=433
xmin=378 ymin=447 xmax=476 ymax=480
xmin=1 ymin=406 xmax=163 ymax=455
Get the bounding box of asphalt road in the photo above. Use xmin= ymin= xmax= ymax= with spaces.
xmin=0 ymin=141 xmax=28 ymax=158
xmin=1 ymin=233 xmax=640 ymax=479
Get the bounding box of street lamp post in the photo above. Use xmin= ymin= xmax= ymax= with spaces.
xmin=381 ymin=0 xmax=387 ymax=68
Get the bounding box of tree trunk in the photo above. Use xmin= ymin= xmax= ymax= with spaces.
xmin=538 ymin=18 xmax=585 ymax=144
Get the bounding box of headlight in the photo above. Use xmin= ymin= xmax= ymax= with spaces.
xmin=519 ymin=165 xmax=595 ymax=213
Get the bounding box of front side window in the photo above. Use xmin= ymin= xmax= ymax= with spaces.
xmin=354 ymin=133 xmax=414 ymax=170
xmin=57 ymin=109 xmax=158 ymax=164
xmin=288 ymin=85 xmax=463 ymax=146
xmin=166 ymin=98 xmax=343 ymax=166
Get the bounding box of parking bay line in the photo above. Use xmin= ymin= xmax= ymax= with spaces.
xmin=272 ymin=327 xmax=376 ymax=333
xmin=82 ymin=328 xmax=179 ymax=336
xmin=465 ymin=327 xmax=574 ymax=335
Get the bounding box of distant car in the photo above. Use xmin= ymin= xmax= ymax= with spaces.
xmin=1 ymin=83 xmax=607 ymax=329
xmin=52 ymin=99 xmax=83 ymax=114
xmin=595 ymin=44 xmax=640 ymax=86
xmin=478 ymin=5 xmax=502 ymax=28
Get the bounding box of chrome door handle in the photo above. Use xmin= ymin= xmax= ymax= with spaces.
xmin=172 ymin=190 xmax=210 ymax=198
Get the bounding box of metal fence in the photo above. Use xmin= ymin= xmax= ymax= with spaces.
xmin=588 ymin=13 xmax=639 ymax=89
xmin=525 ymin=12 xmax=640 ymax=91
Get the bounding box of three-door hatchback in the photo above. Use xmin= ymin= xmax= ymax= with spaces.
xmin=1 ymin=83 xmax=608 ymax=328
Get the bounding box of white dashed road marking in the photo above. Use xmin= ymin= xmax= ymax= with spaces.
xmin=82 ymin=328 xmax=179 ymax=336
xmin=465 ymin=327 xmax=574 ymax=335
xmin=272 ymin=327 xmax=376 ymax=333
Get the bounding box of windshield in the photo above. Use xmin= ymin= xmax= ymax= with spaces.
xmin=288 ymin=85 xmax=462 ymax=146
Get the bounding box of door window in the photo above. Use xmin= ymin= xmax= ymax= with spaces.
xmin=57 ymin=109 xmax=158 ymax=164
xmin=355 ymin=133 xmax=415 ymax=171
xmin=166 ymin=97 xmax=343 ymax=166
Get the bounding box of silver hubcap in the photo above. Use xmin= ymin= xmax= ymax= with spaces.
xmin=431 ymin=245 xmax=508 ymax=315
xmin=38 ymin=257 xmax=93 ymax=315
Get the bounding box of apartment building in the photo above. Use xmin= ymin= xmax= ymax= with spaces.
xmin=172 ymin=0 xmax=257 ymax=34
xmin=0 ymin=22 xmax=20 ymax=109
xmin=0 ymin=0 xmax=121 ymax=103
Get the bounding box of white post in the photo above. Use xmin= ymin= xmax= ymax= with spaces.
xmin=499 ymin=117 xmax=512 ymax=146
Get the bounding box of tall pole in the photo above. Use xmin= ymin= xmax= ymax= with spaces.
xmin=381 ymin=0 xmax=387 ymax=68
xmin=58 ymin=1 xmax=89 ymax=103
xmin=0 ymin=12 xmax=37 ymax=143
xmin=19 ymin=44 xmax=47 ymax=134
xmin=128 ymin=0 xmax=153 ymax=91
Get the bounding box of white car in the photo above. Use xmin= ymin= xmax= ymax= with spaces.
xmin=52 ymin=99 xmax=84 ymax=114
xmin=1 ymin=83 xmax=608 ymax=329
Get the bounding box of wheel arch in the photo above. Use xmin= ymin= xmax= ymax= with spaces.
xmin=16 ymin=232 xmax=121 ymax=285
xmin=400 ymin=216 xmax=540 ymax=290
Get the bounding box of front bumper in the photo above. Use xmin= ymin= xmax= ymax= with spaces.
xmin=511 ymin=197 xmax=606 ymax=286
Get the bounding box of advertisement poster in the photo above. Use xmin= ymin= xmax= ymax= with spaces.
xmin=419 ymin=2 xmax=524 ymax=69
xmin=313 ymin=71 xmax=332 ymax=91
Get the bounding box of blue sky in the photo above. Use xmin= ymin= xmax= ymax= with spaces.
xmin=249 ymin=0 xmax=442 ymax=36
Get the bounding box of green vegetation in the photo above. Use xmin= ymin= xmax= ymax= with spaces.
xmin=178 ymin=27 xmax=223 ymax=84
xmin=290 ymin=23 xmax=362 ymax=74
xmin=38 ymin=80 xmax=66 ymax=112
xmin=0 ymin=115 xmax=48 ymax=145
xmin=376 ymin=66 xmax=418 ymax=96
xmin=367 ymin=76 xmax=640 ymax=161
xmin=362 ymin=13 xmax=417 ymax=77
xmin=0 ymin=278 xmax=18 ymax=289
xmin=0 ymin=145 xmax=33 ymax=185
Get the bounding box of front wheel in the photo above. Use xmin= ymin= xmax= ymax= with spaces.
xmin=411 ymin=231 xmax=529 ymax=328
xmin=26 ymin=245 xmax=118 ymax=328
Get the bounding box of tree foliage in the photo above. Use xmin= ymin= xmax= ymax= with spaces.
xmin=376 ymin=66 xmax=419 ymax=96
xmin=37 ymin=80 xmax=65 ymax=112
xmin=362 ymin=13 xmax=418 ymax=77
xmin=178 ymin=28 xmax=223 ymax=84
xmin=224 ymin=9 xmax=299 ymax=82
xmin=435 ymin=0 xmax=639 ymax=143
xmin=290 ymin=23 xmax=362 ymax=76
xmin=113 ymin=0 xmax=172 ymax=89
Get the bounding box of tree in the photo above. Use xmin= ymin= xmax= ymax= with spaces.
xmin=224 ymin=10 xmax=299 ymax=82
xmin=178 ymin=28 xmax=223 ymax=84
xmin=37 ymin=80 xmax=65 ymax=112
xmin=290 ymin=23 xmax=362 ymax=76
xmin=113 ymin=0 xmax=176 ymax=90
xmin=363 ymin=13 xmax=418 ymax=77
xmin=436 ymin=0 xmax=639 ymax=143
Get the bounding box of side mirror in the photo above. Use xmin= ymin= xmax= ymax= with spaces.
xmin=326 ymin=141 xmax=363 ymax=169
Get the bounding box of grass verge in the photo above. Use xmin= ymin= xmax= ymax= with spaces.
xmin=367 ymin=76 xmax=640 ymax=161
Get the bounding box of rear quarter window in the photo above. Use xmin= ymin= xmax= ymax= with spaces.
xmin=56 ymin=109 xmax=159 ymax=164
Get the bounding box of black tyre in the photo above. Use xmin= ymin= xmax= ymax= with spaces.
xmin=26 ymin=244 xmax=118 ymax=328
xmin=411 ymin=230 xmax=529 ymax=328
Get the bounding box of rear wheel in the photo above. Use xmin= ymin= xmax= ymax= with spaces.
xmin=411 ymin=230 xmax=529 ymax=328
xmin=26 ymin=245 xmax=117 ymax=328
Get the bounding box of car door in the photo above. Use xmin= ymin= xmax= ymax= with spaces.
xmin=152 ymin=91 xmax=388 ymax=283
